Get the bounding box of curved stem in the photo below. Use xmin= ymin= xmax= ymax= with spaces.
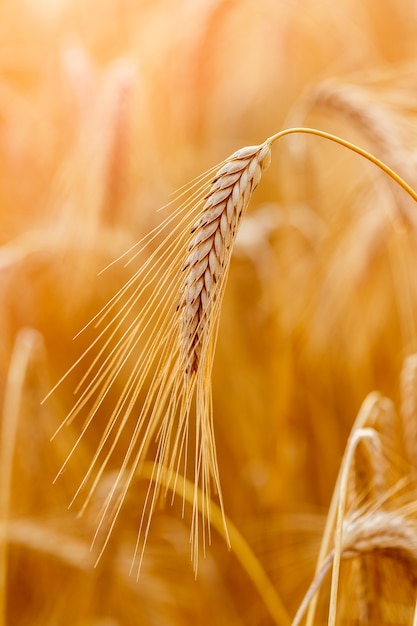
xmin=328 ymin=427 xmax=380 ymax=626
xmin=304 ymin=392 xmax=383 ymax=626
xmin=266 ymin=127 xmax=417 ymax=204
xmin=292 ymin=552 xmax=334 ymax=626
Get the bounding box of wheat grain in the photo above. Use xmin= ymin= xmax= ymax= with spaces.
xmin=350 ymin=434 xmax=386 ymax=623
xmin=48 ymin=139 xmax=271 ymax=575
xmin=179 ymin=142 xmax=271 ymax=375
xmin=342 ymin=510 xmax=417 ymax=565
xmin=48 ymin=127 xmax=417 ymax=578
xmin=292 ymin=510 xmax=417 ymax=626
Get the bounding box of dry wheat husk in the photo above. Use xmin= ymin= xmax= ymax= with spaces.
xmin=48 ymin=140 xmax=271 ymax=574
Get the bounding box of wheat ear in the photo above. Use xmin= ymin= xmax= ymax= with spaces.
xmin=179 ymin=142 xmax=271 ymax=375
xmin=46 ymin=127 xmax=417 ymax=576
xmin=45 ymin=139 xmax=271 ymax=575
xmin=292 ymin=510 xmax=417 ymax=626
xmin=342 ymin=510 xmax=417 ymax=563
xmin=174 ymin=141 xmax=272 ymax=569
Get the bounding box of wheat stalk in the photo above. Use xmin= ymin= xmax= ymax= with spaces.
xmin=350 ymin=434 xmax=386 ymax=622
xmin=292 ymin=510 xmax=417 ymax=626
xmin=45 ymin=127 xmax=417 ymax=577
xmin=303 ymin=393 xmax=393 ymax=626
xmin=308 ymin=81 xmax=417 ymax=196
xmin=401 ymin=354 xmax=417 ymax=466
xmin=342 ymin=510 xmax=417 ymax=562
xmin=1 ymin=330 xmax=46 ymax=625
xmin=45 ymin=139 xmax=272 ymax=575
xmin=301 ymin=361 xmax=417 ymax=626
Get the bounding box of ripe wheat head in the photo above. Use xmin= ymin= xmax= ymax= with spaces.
xmin=45 ymin=127 xmax=417 ymax=577
xmin=46 ymin=139 xmax=271 ymax=574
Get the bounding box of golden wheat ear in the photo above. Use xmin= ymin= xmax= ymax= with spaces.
xmin=45 ymin=138 xmax=271 ymax=574
xmin=46 ymin=126 xmax=417 ymax=577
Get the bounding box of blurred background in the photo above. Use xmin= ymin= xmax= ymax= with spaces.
xmin=2 ymin=0 xmax=417 ymax=624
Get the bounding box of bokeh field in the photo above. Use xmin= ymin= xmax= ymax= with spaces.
xmin=2 ymin=1 xmax=417 ymax=624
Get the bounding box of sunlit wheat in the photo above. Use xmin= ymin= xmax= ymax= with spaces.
xmin=44 ymin=125 xmax=417 ymax=580
xmin=46 ymin=139 xmax=271 ymax=574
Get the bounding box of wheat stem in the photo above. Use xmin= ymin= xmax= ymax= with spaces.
xmin=293 ymin=508 xmax=417 ymax=626
xmin=267 ymin=127 xmax=417 ymax=204
xmin=0 ymin=331 xmax=44 ymax=626
xmin=305 ymin=392 xmax=383 ymax=626
xmin=47 ymin=126 xmax=417 ymax=581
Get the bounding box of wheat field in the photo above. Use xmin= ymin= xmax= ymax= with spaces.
xmin=2 ymin=1 xmax=417 ymax=624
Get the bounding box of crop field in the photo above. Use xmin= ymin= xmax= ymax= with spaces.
xmin=2 ymin=1 xmax=417 ymax=624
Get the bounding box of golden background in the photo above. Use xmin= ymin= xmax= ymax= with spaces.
xmin=2 ymin=1 xmax=417 ymax=624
